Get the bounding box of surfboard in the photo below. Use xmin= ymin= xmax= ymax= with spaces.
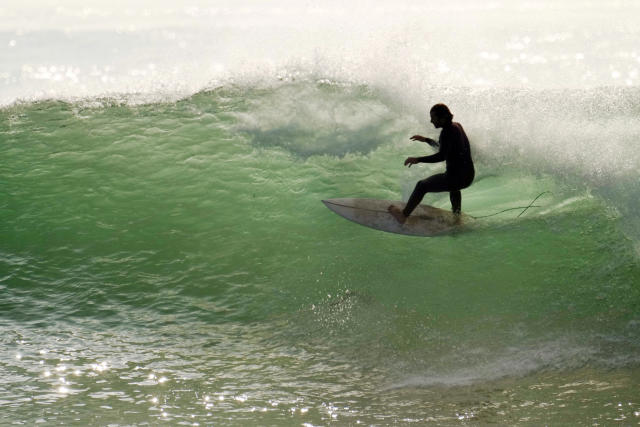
xmin=322 ymin=198 xmax=471 ymax=237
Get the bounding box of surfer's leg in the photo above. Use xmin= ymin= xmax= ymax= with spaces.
xmin=450 ymin=190 xmax=461 ymax=214
xmin=449 ymin=169 xmax=474 ymax=215
xmin=403 ymin=173 xmax=450 ymax=216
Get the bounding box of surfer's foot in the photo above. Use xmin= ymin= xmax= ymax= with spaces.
xmin=388 ymin=205 xmax=407 ymax=224
xmin=452 ymin=210 xmax=462 ymax=225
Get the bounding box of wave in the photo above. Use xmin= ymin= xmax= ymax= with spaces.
xmin=3 ymin=5 xmax=640 ymax=425
xmin=2 ymin=78 xmax=639 ymax=388
xmin=3 ymin=79 xmax=640 ymax=241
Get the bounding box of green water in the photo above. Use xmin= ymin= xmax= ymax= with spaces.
xmin=2 ymin=82 xmax=640 ymax=425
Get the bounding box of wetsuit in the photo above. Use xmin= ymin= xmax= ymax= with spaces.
xmin=403 ymin=121 xmax=475 ymax=216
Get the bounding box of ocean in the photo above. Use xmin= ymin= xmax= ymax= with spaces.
xmin=2 ymin=1 xmax=640 ymax=425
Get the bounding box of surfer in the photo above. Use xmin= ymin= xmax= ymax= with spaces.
xmin=388 ymin=103 xmax=475 ymax=223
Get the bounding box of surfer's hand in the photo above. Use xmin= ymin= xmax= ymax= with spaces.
xmin=404 ymin=157 xmax=419 ymax=167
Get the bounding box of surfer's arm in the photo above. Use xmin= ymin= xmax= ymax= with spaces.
xmin=405 ymin=150 xmax=443 ymax=167
xmin=427 ymin=139 xmax=439 ymax=148
xmin=417 ymin=134 xmax=450 ymax=163
xmin=410 ymin=135 xmax=439 ymax=148
xmin=405 ymin=136 xmax=448 ymax=167
xmin=416 ymin=151 xmax=445 ymax=163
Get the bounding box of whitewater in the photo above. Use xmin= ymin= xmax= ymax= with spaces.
xmin=2 ymin=1 xmax=640 ymax=425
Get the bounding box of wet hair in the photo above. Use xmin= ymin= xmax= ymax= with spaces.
xmin=430 ymin=103 xmax=453 ymax=122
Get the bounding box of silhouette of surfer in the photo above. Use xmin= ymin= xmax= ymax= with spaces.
xmin=388 ymin=104 xmax=474 ymax=223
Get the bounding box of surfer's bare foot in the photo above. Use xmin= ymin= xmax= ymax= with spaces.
xmin=452 ymin=211 xmax=462 ymax=225
xmin=388 ymin=205 xmax=407 ymax=224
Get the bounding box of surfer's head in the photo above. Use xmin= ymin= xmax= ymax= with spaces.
xmin=430 ymin=103 xmax=453 ymax=128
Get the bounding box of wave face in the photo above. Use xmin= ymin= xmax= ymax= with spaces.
xmin=2 ymin=1 xmax=640 ymax=425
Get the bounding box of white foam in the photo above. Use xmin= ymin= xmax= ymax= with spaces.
xmin=2 ymin=0 xmax=640 ymax=106
xmin=386 ymin=338 xmax=597 ymax=389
